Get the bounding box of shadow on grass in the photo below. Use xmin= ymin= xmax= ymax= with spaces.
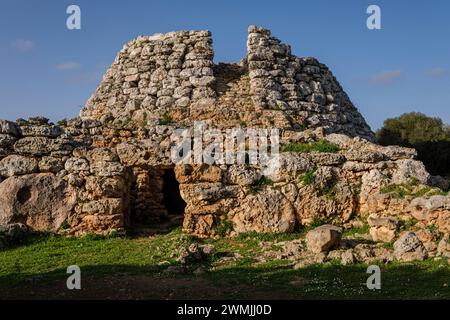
xmin=1 ymin=260 xmax=449 ymax=300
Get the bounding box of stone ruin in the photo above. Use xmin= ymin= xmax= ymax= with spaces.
xmin=0 ymin=26 xmax=449 ymax=257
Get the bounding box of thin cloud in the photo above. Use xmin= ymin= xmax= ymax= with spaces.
xmin=425 ymin=67 xmax=448 ymax=78
xmin=55 ymin=62 xmax=82 ymax=70
xmin=65 ymin=63 xmax=108 ymax=85
xmin=369 ymin=70 xmax=402 ymax=85
xmin=12 ymin=39 xmax=35 ymax=52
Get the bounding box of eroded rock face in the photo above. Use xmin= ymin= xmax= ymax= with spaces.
xmin=0 ymin=173 xmax=76 ymax=231
xmin=0 ymin=155 xmax=38 ymax=177
xmin=393 ymin=232 xmax=428 ymax=262
xmin=368 ymin=214 xmax=399 ymax=242
xmin=229 ymin=188 xmax=296 ymax=234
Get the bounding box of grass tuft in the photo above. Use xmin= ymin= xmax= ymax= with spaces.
xmin=281 ymin=140 xmax=340 ymax=153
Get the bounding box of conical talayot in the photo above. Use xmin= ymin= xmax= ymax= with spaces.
xmin=81 ymin=26 xmax=375 ymax=141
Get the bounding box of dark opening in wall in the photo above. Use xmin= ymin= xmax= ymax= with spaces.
xmin=162 ymin=169 xmax=186 ymax=217
xmin=128 ymin=167 xmax=186 ymax=235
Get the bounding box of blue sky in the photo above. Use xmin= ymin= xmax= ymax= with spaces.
xmin=0 ymin=0 xmax=449 ymax=130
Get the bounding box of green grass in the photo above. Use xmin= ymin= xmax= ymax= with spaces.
xmin=380 ymin=180 xmax=448 ymax=199
xmin=215 ymin=217 xmax=234 ymax=237
xmin=159 ymin=112 xmax=173 ymax=125
xmin=342 ymin=224 xmax=370 ymax=238
xmin=299 ymin=168 xmax=316 ymax=185
xmin=1 ymin=229 xmax=449 ymax=299
xmin=281 ymin=140 xmax=340 ymax=153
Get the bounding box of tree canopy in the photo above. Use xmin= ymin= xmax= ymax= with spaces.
xmin=376 ymin=112 xmax=450 ymax=177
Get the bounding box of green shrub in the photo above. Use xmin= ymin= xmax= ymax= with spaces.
xmin=57 ymin=119 xmax=67 ymax=127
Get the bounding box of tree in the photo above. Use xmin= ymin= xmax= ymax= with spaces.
xmin=376 ymin=112 xmax=450 ymax=177
xmin=376 ymin=112 xmax=448 ymax=146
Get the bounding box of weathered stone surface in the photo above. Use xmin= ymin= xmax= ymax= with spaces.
xmin=224 ymin=165 xmax=261 ymax=186
xmin=341 ymin=249 xmax=357 ymax=265
xmin=175 ymin=164 xmax=223 ymax=184
xmin=90 ymin=161 xmax=124 ymax=177
xmin=391 ymin=159 xmax=430 ymax=185
xmin=393 ymin=232 xmax=428 ymax=262
xmin=306 ymin=225 xmax=342 ymax=253
xmin=368 ymin=214 xmax=399 ymax=242
xmin=65 ymin=158 xmax=90 ymax=173
xmin=85 ymin=176 xmax=125 ymax=198
xmin=265 ymin=153 xmax=313 ymax=183
xmin=19 ymin=125 xmax=62 ymax=137
xmin=13 ymin=137 xmax=53 ymax=156
xmin=81 ymin=198 xmax=123 ymax=215
xmin=229 ymin=188 xmax=296 ymax=234
xmin=86 ymin=148 xmax=119 ymax=162
xmin=437 ymin=234 xmax=450 ymax=258
xmin=0 ymin=173 xmax=76 ymax=231
xmin=38 ymin=156 xmax=64 ymax=173
xmin=0 ymin=155 xmax=38 ymax=177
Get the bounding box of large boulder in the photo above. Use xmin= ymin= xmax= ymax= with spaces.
xmin=306 ymin=224 xmax=342 ymax=253
xmin=393 ymin=232 xmax=428 ymax=262
xmin=230 ymin=188 xmax=296 ymax=234
xmin=0 ymin=173 xmax=76 ymax=231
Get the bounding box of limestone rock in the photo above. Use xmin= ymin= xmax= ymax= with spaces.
xmin=13 ymin=137 xmax=53 ymax=156
xmin=230 ymin=188 xmax=296 ymax=234
xmin=0 ymin=155 xmax=38 ymax=177
xmin=0 ymin=134 xmax=17 ymax=149
xmin=368 ymin=214 xmax=399 ymax=242
xmin=38 ymin=156 xmax=65 ymax=173
xmin=341 ymin=249 xmax=357 ymax=265
xmin=19 ymin=125 xmax=62 ymax=138
xmin=306 ymin=224 xmax=342 ymax=253
xmin=0 ymin=173 xmax=76 ymax=231
xmin=393 ymin=232 xmax=428 ymax=262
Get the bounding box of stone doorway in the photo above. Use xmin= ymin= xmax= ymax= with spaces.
xmin=129 ymin=167 xmax=186 ymax=234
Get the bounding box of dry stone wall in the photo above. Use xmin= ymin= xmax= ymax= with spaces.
xmin=80 ymin=26 xmax=375 ymax=141
xmin=80 ymin=30 xmax=216 ymax=127
xmin=0 ymin=117 xmax=128 ymax=235
xmin=247 ymin=26 xmax=374 ymax=141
